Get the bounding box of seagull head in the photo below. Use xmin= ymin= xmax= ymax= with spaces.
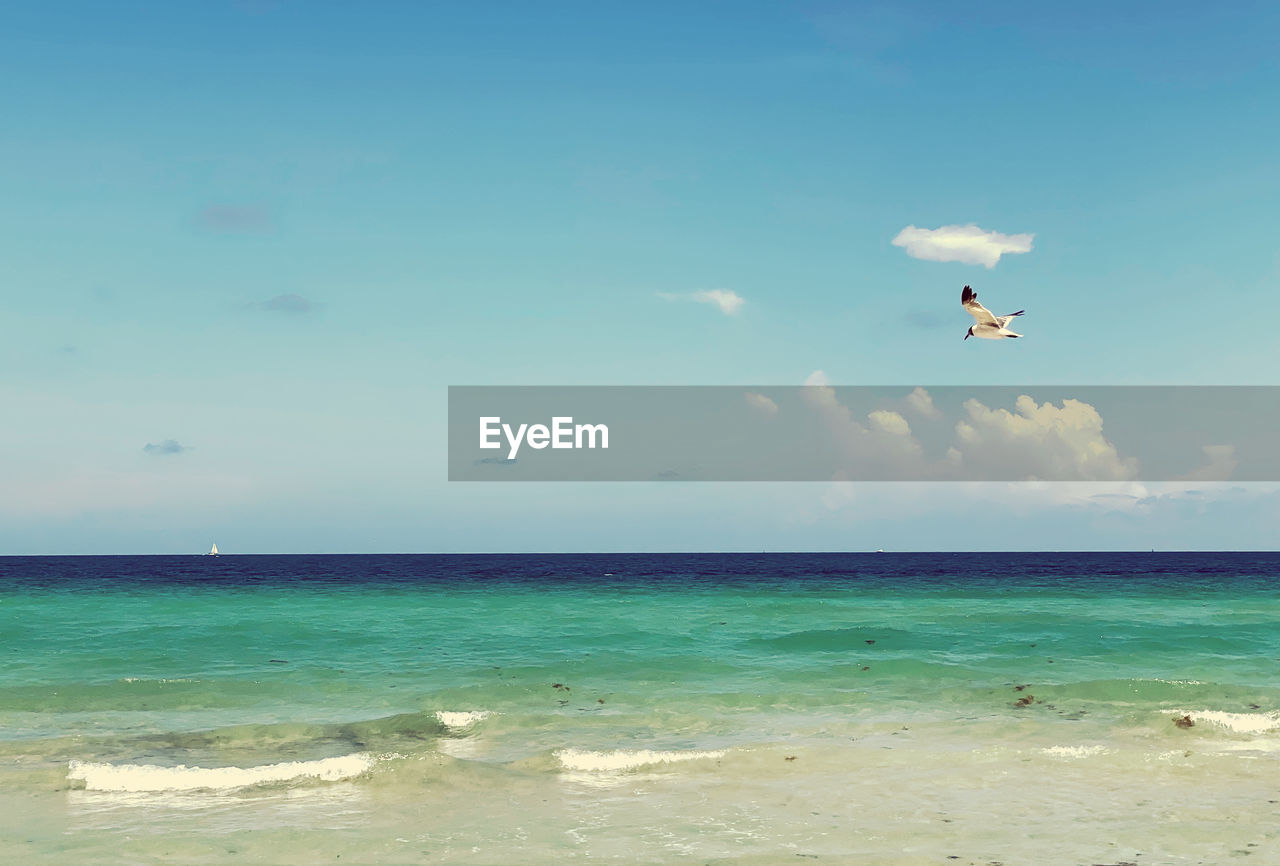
xmin=964 ymin=326 xmax=973 ymax=341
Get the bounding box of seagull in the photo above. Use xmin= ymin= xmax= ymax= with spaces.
xmin=961 ymin=285 xmax=1025 ymax=340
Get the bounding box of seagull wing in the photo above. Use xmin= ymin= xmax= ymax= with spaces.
xmin=961 ymin=286 xmax=997 ymax=326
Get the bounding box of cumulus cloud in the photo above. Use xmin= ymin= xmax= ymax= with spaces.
xmin=950 ymin=396 xmax=1137 ymax=481
xmin=794 ymin=383 xmax=1140 ymax=482
xmin=904 ymin=386 xmax=942 ymax=419
xmin=744 ymin=392 xmax=779 ymax=417
xmin=801 ymin=373 xmax=929 ymax=479
xmin=658 ymin=289 xmax=745 ymax=316
xmin=257 ymin=293 xmax=316 ymax=314
xmin=892 ymin=223 xmax=1034 ymax=268
xmin=868 ymin=409 xmax=911 ymax=437
xmin=143 ymin=440 xmax=189 ymax=456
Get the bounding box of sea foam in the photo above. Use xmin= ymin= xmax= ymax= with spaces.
xmin=1041 ymin=745 xmax=1110 ymax=759
xmin=67 ymin=753 xmax=374 ymax=792
xmin=1181 ymin=710 xmax=1280 ymax=734
xmin=434 ymin=710 xmax=494 ymax=730
xmin=555 ymin=748 xmax=726 ymax=773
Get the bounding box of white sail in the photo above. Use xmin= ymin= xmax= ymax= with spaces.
xmin=209 ymin=543 xmax=219 ymax=555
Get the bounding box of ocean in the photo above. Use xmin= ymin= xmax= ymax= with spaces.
xmin=1 ymin=553 xmax=1278 ymax=865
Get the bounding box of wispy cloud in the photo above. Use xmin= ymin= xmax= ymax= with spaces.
xmin=196 ymin=205 xmax=272 ymax=233
xmin=255 ymin=293 xmax=317 ymax=314
xmin=658 ymin=289 xmax=746 ymax=316
xmin=143 ymin=439 xmax=189 ymax=456
xmin=892 ymin=223 xmax=1034 ymax=268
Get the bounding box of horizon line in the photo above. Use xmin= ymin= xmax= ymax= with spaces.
xmin=1 ymin=549 xmax=1276 ymax=557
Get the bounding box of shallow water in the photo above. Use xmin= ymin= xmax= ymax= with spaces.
xmin=2 ymin=553 xmax=1278 ymax=864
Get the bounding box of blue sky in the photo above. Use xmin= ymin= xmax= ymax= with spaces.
xmin=3 ymin=1 xmax=1279 ymax=553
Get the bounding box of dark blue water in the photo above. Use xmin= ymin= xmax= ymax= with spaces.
xmin=4 ymin=551 xmax=1279 ymax=591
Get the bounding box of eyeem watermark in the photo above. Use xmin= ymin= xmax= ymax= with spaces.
xmin=479 ymin=416 xmax=610 ymax=460
xmin=451 ymin=386 xmax=1280 ymax=481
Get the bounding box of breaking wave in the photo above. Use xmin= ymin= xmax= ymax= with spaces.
xmin=67 ymin=753 xmax=374 ymax=792
xmin=555 ymin=748 xmax=726 ymax=773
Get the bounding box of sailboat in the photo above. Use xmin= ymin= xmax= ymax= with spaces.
xmin=207 ymin=543 xmax=219 ymax=557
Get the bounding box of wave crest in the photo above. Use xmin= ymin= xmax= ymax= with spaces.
xmin=435 ymin=710 xmax=494 ymax=730
xmin=555 ymin=748 xmax=726 ymax=773
xmin=1180 ymin=710 xmax=1280 ymax=734
xmin=67 ymin=753 xmax=374 ymax=792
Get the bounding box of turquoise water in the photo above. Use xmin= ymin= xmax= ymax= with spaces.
xmin=2 ymin=553 xmax=1279 ymax=864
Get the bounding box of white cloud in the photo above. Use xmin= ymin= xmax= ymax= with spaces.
xmin=892 ymin=223 xmax=1034 ymax=268
xmin=794 ymin=385 xmax=1140 ymax=483
xmin=691 ymin=289 xmax=745 ymax=315
xmin=658 ymin=289 xmax=745 ymax=316
xmin=997 ymin=480 xmax=1152 ymax=511
xmin=868 ymin=409 xmax=911 ymax=437
xmin=904 ymin=386 xmax=942 ymax=419
xmin=744 ymin=392 xmax=779 ymax=417
xmin=951 ymin=395 xmax=1138 ymax=481
xmin=801 ymin=377 xmax=929 ymax=479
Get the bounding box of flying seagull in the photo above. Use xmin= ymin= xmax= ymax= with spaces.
xmin=961 ymin=285 xmax=1025 ymax=340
